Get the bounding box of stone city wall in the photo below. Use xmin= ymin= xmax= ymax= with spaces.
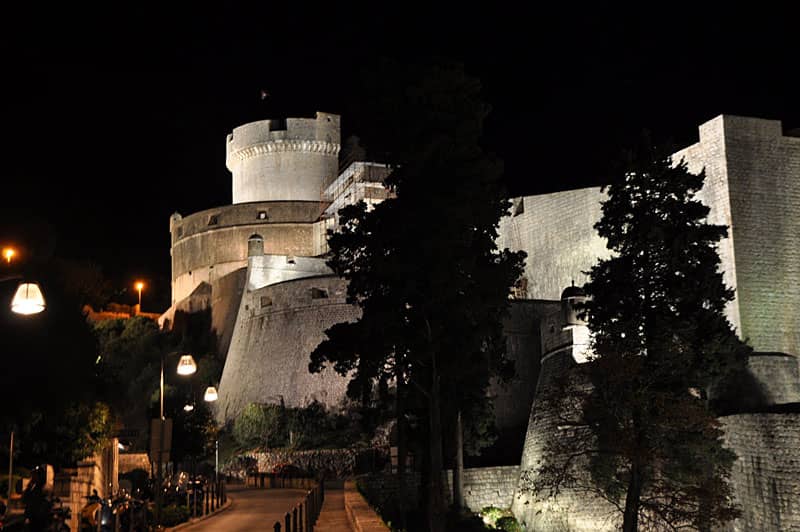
xmin=216 ymin=275 xmax=358 ymax=423
xmin=497 ymin=187 xmax=611 ymax=301
xmin=511 ymin=352 xmax=619 ymax=532
xmin=720 ymin=413 xmax=800 ymax=531
xmin=169 ymin=202 xmax=325 ymax=304
xmin=357 ymin=466 xmax=521 ymax=514
xmin=674 ymin=115 xmax=800 ymax=353
xmin=721 ymin=117 xmax=799 ymax=355
xmin=490 ymin=300 xmax=560 ymax=434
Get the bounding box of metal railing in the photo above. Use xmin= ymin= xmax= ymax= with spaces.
xmin=271 ymin=481 xmax=324 ymax=532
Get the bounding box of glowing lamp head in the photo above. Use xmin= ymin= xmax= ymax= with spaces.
xmin=135 ymin=281 xmax=144 ymax=292
xmin=11 ymin=282 xmax=46 ymax=315
xmin=183 ymin=404 xmax=194 ymax=412
xmin=3 ymin=247 xmax=15 ymax=263
xmin=176 ymin=354 xmax=197 ymax=375
xmin=203 ymin=386 xmax=218 ymax=402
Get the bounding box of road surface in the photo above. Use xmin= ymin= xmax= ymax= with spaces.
xmin=176 ymin=484 xmax=308 ymax=531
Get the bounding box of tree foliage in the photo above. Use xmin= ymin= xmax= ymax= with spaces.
xmin=527 ymin=141 xmax=749 ymax=531
xmin=231 ymin=400 xmax=374 ymax=451
xmin=310 ymin=59 xmax=525 ymax=531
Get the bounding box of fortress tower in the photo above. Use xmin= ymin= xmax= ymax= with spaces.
xmin=161 ymin=112 xmax=390 ymax=423
xmin=166 ymin=112 xmax=342 ymax=310
xmin=226 ymin=112 xmax=341 ymax=203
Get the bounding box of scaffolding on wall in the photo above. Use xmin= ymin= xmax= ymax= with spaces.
xmin=314 ymin=162 xmax=394 ymax=255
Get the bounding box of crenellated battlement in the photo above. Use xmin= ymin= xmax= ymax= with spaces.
xmin=226 ymin=112 xmax=340 ymax=167
xmin=225 ymin=112 xmax=341 ymax=204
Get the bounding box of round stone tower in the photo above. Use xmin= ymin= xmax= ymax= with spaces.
xmin=512 ymin=284 xmax=616 ymax=531
xmin=226 ymin=112 xmax=341 ymax=203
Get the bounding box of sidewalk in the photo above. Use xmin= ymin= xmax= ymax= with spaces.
xmin=314 ymin=487 xmax=352 ymax=531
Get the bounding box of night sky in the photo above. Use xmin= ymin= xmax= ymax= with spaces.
xmin=1 ymin=5 xmax=797 ymax=312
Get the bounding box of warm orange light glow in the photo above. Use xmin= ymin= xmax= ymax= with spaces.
xmin=3 ymin=248 xmax=15 ymax=264
xmin=135 ymin=281 xmax=144 ymax=307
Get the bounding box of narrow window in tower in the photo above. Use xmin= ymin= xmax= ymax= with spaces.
xmin=311 ymin=288 xmax=329 ymax=300
xmin=208 ymin=214 xmax=219 ymax=226
xmin=261 ymin=296 xmax=273 ymax=308
xmin=257 ymin=211 xmax=268 ymax=220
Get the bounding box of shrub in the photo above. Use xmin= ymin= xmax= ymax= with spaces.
xmin=479 ymin=506 xmax=506 ymax=528
xmin=160 ymin=504 xmax=190 ymax=527
xmin=496 ymin=515 xmax=523 ymax=532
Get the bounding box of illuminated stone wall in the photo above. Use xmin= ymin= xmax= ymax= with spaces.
xmin=169 ymin=201 xmax=325 ymax=304
xmin=674 ymin=115 xmax=800 ymax=354
xmin=226 ymin=112 xmax=341 ymax=204
xmin=720 ymin=414 xmax=800 ymax=531
xmin=216 ymin=274 xmax=359 ymax=422
xmin=497 ymin=187 xmax=611 ymax=301
xmin=358 ymin=466 xmax=521 ymax=514
xmin=511 ymin=309 xmax=619 ymax=532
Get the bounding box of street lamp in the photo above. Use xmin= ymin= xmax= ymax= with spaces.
xmin=155 ymin=352 xmax=197 ymax=525
xmin=201 ymin=386 xmax=219 ymax=485
xmin=11 ymin=283 xmax=46 ymax=315
xmin=135 ymin=281 xmax=144 ymax=311
xmin=3 ymin=274 xmax=45 ymax=517
xmin=203 ymin=386 xmax=218 ymax=402
xmin=2 ymin=248 xmax=15 ymax=264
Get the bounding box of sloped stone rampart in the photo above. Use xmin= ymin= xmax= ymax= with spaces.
xmin=216 ymin=275 xmax=358 ymax=422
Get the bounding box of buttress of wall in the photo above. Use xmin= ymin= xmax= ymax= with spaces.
xmin=723 ymin=116 xmax=799 ymax=355
xmin=159 ymin=268 xmax=246 ymax=360
xmin=674 ymin=115 xmax=800 ymax=354
xmin=216 ymin=275 xmax=358 ymax=423
xmin=497 ymin=188 xmax=611 ymax=300
xmin=672 ymin=116 xmax=742 ymax=336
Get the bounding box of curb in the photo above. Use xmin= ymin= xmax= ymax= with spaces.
xmin=163 ymin=496 xmax=234 ymax=531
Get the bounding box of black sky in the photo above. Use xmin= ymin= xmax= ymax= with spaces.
xmin=1 ymin=5 xmax=797 ymax=311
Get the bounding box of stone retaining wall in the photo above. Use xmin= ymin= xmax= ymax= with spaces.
xmin=357 ymin=465 xmax=520 ymax=514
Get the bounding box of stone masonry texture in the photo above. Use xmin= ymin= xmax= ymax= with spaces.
xmin=358 ymin=466 xmax=521 ymax=515
xmin=720 ymin=414 xmax=800 ymax=531
xmin=216 ymin=275 xmax=358 ymax=422
xmin=166 ymin=113 xmax=799 ymax=531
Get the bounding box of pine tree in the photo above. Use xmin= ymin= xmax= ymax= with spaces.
xmin=530 ymin=139 xmax=749 ymax=531
xmin=309 ymin=59 xmax=524 ymax=531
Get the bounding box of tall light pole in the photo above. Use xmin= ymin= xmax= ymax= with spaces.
xmin=135 ymin=281 xmax=144 ymax=311
xmin=2 ymin=272 xmax=45 ymax=517
xmin=155 ymin=352 xmax=196 ymax=526
xmin=202 ymin=386 xmax=219 ymax=485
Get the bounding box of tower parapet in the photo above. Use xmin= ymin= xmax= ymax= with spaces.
xmin=226 ymin=112 xmax=341 ymax=203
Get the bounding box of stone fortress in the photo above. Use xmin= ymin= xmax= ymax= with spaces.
xmin=160 ymin=112 xmax=799 ymax=530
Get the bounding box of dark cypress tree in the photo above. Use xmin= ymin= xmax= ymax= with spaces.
xmin=309 ymin=59 xmax=524 ymax=531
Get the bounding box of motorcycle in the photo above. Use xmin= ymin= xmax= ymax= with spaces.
xmin=46 ymin=498 xmax=71 ymax=532
xmin=20 ymin=465 xmax=71 ymax=531
xmin=78 ymin=491 xmax=112 ymax=532
xmin=79 ymin=490 xmax=148 ymax=532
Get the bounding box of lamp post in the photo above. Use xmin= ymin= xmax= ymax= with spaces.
xmin=2 ymin=273 xmax=45 ymax=517
xmin=154 ymin=352 xmax=196 ymax=526
xmin=202 ymin=387 xmax=219 ymax=485
xmin=135 ymin=281 xmax=144 ymax=313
